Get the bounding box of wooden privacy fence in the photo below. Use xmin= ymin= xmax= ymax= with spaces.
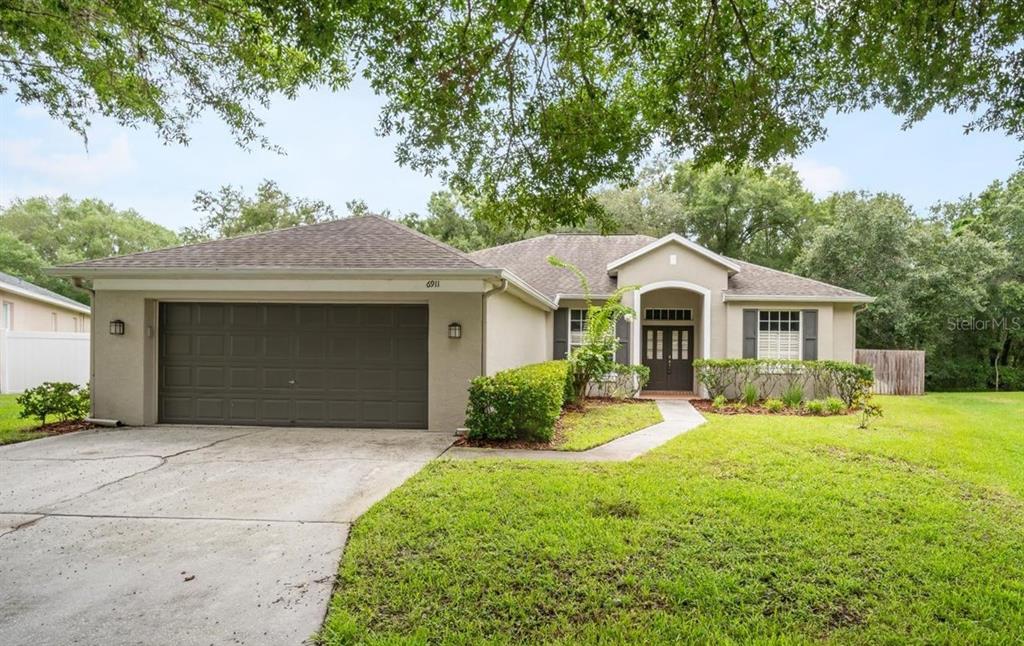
xmin=855 ymin=349 xmax=926 ymax=395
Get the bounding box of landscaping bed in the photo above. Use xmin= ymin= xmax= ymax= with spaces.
xmin=455 ymin=398 xmax=662 ymax=451
xmin=690 ymin=399 xmax=854 ymax=416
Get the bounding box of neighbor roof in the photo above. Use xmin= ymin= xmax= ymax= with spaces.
xmin=54 ymin=215 xmax=487 ymax=273
xmin=0 ymin=271 xmax=91 ymax=314
xmin=470 ymin=233 xmax=872 ymax=302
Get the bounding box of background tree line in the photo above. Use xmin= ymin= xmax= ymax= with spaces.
xmin=2 ymin=165 xmax=1021 ymax=391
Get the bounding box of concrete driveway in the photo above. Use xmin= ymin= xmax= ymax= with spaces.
xmin=0 ymin=425 xmax=452 ymax=645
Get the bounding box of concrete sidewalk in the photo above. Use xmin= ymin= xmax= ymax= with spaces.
xmin=443 ymin=400 xmax=706 ymax=462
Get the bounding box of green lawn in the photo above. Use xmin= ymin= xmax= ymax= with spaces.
xmin=0 ymin=394 xmax=42 ymax=445
xmin=555 ymin=400 xmax=662 ymax=451
xmin=319 ymin=392 xmax=1024 ymax=644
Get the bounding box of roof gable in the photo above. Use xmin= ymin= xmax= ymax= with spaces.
xmin=607 ymin=233 xmax=741 ymax=274
xmin=55 ymin=215 xmax=486 ymax=274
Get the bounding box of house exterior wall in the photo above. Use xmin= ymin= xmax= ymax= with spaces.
xmin=0 ymin=288 xmax=90 ymax=333
xmin=724 ymin=301 xmax=857 ymax=361
xmin=615 ymin=240 xmax=731 ymax=360
xmin=484 ymin=289 xmax=548 ymax=374
xmin=90 ymin=286 xmax=484 ymax=432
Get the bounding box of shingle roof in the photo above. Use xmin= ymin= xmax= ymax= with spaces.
xmin=57 ymin=215 xmax=486 ymax=272
xmin=725 ymin=259 xmax=871 ymax=299
xmin=469 ymin=234 xmax=657 ymax=298
xmin=470 ymin=233 xmax=871 ymax=301
xmin=0 ymin=271 xmax=90 ymax=311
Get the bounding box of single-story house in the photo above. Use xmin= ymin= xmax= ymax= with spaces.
xmin=1 ymin=271 xmax=92 ymax=393
xmin=52 ymin=215 xmax=873 ymax=432
xmin=1 ymin=271 xmax=91 ymax=333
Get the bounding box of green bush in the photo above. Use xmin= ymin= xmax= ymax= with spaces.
xmin=711 ymin=395 xmax=728 ymax=410
xmin=926 ymin=357 xmax=989 ymax=391
xmin=465 ymin=361 xmax=572 ymax=442
xmin=764 ymin=398 xmax=785 ymax=413
xmin=825 ymin=396 xmax=846 ymax=415
xmin=781 ymin=383 xmax=805 ymax=409
xmin=991 ymin=366 xmax=1024 ymax=391
xmin=694 ymin=359 xmax=874 ymax=407
xmin=604 ymin=363 xmax=652 ymax=399
xmin=805 ymin=399 xmax=826 ymax=415
xmin=17 ymin=382 xmax=90 ymax=425
xmin=740 ymin=382 xmax=759 ymax=406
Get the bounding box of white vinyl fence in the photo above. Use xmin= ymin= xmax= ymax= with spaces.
xmin=0 ymin=330 xmax=90 ymax=393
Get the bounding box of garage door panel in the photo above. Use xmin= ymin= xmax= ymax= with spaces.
xmin=160 ymin=303 xmax=428 ymax=428
xmin=195 ymin=367 xmax=226 ymax=388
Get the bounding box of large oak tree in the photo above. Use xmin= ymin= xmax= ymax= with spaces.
xmin=3 ymin=1 xmax=1022 ymax=226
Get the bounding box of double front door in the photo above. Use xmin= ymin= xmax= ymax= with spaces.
xmin=642 ymin=326 xmax=694 ymax=391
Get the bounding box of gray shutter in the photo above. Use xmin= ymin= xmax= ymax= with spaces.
xmin=553 ymin=308 xmax=568 ymax=359
xmin=802 ymin=310 xmax=818 ymax=360
xmin=615 ymin=317 xmax=630 ymax=364
xmin=742 ymin=309 xmax=758 ymax=358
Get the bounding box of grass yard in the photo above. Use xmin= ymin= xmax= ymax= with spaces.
xmin=319 ymin=393 xmax=1024 ymax=644
xmin=555 ymin=400 xmax=662 ymax=451
xmin=0 ymin=393 xmax=42 ymax=445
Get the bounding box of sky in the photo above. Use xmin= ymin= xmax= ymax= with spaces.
xmin=1 ymin=77 xmax=1021 ymax=232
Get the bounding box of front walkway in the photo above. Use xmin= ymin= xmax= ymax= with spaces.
xmin=443 ymin=400 xmax=706 ymax=462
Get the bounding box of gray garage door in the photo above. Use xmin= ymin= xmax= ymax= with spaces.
xmin=159 ymin=303 xmax=428 ymax=428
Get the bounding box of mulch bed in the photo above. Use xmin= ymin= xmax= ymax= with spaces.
xmin=690 ymin=399 xmax=852 ymax=416
xmin=454 ymin=397 xmax=649 ymax=450
xmin=33 ymin=420 xmax=96 ymax=437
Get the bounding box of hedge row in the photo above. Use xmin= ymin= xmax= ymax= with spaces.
xmin=465 ymin=361 xmax=574 ymax=442
xmin=693 ymin=359 xmax=874 ymax=407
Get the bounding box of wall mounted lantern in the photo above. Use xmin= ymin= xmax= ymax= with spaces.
xmin=448 ymin=322 xmax=462 ymax=339
xmin=109 ymin=319 xmax=126 ymax=336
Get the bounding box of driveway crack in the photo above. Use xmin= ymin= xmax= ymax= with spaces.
xmin=38 ymin=430 xmax=263 ymax=510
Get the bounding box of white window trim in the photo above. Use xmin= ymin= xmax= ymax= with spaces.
xmin=568 ymin=308 xmax=588 ymax=353
xmin=1 ymin=301 xmax=12 ymax=331
xmin=756 ymin=310 xmax=803 ymax=360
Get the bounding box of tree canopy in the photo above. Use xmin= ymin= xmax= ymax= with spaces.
xmin=0 ymin=196 xmax=179 ymax=302
xmin=181 ymin=180 xmax=338 ymax=243
xmin=4 ymin=1 xmax=1022 ymax=226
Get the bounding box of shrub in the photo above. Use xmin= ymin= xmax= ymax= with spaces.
xmin=926 ymin=357 xmax=989 ymax=391
xmin=17 ymin=382 xmax=90 ymax=425
xmin=465 ymin=361 xmax=571 ymax=442
xmin=740 ymin=383 xmax=759 ymax=406
xmin=781 ymin=383 xmax=804 ymax=409
xmin=805 ymin=399 xmax=826 ymax=415
xmin=604 ymin=363 xmax=652 ymax=399
xmin=711 ymin=395 xmax=728 ymax=410
xmin=825 ymin=396 xmax=846 ymax=415
xmin=764 ymin=398 xmax=785 ymax=413
xmin=694 ymin=359 xmax=873 ymax=407
xmin=991 ymin=365 xmax=1024 ymax=391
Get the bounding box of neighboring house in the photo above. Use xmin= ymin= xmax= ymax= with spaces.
xmin=52 ymin=215 xmax=873 ymax=431
xmin=0 ymin=272 xmax=92 ymax=393
xmin=0 ymin=272 xmax=91 ymax=333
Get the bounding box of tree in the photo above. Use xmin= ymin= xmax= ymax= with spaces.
xmin=596 ymin=162 xmax=819 ymax=269
xmin=6 ymin=2 xmax=1022 ymax=228
xmin=181 ymin=180 xmax=337 ymax=243
xmin=1 ymin=0 xmax=349 ymax=148
xmin=399 ymin=191 xmax=532 ymax=252
xmin=0 ymin=196 xmax=179 ymax=303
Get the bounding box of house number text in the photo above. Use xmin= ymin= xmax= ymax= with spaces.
xmin=425 ymin=280 xmax=441 ymax=288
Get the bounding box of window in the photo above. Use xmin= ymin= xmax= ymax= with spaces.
xmin=1 ymin=302 xmax=11 ymax=330
xmin=644 ymin=308 xmax=692 ymax=321
xmin=757 ymin=310 xmax=801 ymax=360
xmin=568 ymin=309 xmax=588 ymax=352
xmin=52 ymin=312 xmax=58 ymax=331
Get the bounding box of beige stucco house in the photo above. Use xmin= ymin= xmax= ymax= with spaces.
xmin=53 ymin=216 xmax=872 ymax=432
xmin=1 ymin=272 xmax=91 ymax=334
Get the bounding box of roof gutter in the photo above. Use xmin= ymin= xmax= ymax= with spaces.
xmin=722 ymin=294 xmax=876 ymax=304
xmin=0 ymin=278 xmax=91 ymax=314
xmin=48 ymin=266 xmax=509 ymax=279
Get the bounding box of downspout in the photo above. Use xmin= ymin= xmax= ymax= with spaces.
xmin=72 ymin=277 xmax=100 ymax=421
xmin=853 ymin=303 xmax=869 ymax=359
xmin=481 ymin=278 xmax=509 ymax=376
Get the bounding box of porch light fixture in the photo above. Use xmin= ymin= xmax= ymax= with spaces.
xmin=109 ymin=319 xmax=125 ymax=336
xmin=448 ymin=322 xmax=462 ymax=339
